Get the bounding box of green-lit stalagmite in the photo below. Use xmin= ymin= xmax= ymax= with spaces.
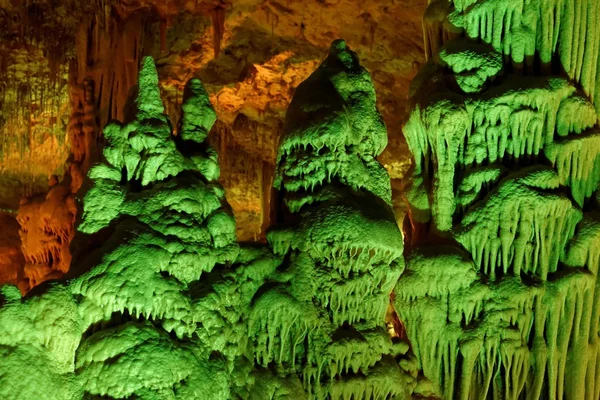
xmin=0 ymin=57 xmax=240 ymax=399
xmin=399 ymin=1 xmax=600 ymax=399
xmin=249 ymin=39 xmax=427 ymax=399
xmin=71 ymin=57 xmax=239 ymax=398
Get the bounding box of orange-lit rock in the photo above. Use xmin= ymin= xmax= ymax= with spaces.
xmin=16 ymin=177 xmax=76 ymax=290
xmin=0 ymin=213 xmax=24 ymax=289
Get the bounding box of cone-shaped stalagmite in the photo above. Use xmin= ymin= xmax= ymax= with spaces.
xmin=249 ymin=40 xmax=425 ymax=399
xmin=72 ymin=57 xmax=238 ymax=398
xmin=0 ymin=57 xmax=239 ymax=399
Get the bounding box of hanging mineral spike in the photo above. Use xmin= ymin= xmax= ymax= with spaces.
xmin=398 ymin=0 xmax=600 ymax=398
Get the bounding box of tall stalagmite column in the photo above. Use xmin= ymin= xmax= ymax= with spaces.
xmin=398 ymin=1 xmax=600 ymax=398
xmin=71 ymin=57 xmax=239 ymax=398
xmin=0 ymin=56 xmax=240 ymax=399
xmin=249 ymin=40 xmax=424 ymax=399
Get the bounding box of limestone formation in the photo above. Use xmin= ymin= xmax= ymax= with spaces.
xmin=0 ymin=45 xmax=426 ymax=400
xmin=0 ymin=0 xmax=421 ymax=249
xmin=399 ymin=1 xmax=600 ymax=398
xmin=72 ymin=57 xmax=238 ymax=397
xmin=16 ymin=179 xmax=77 ymax=291
xmin=1 ymin=0 xmax=598 ymax=392
xmin=0 ymin=57 xmax=239 ymax=399
xmin=254 ymin=40 xmax=423 ymax=399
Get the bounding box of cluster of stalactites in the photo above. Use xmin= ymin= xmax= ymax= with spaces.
xmin=404 ymin=40 xmax=598 ymax=232
xmin=16 ymin=180 xmax=77 ymax=292
xmin=248 ymin=281 xmax=417 ymax=399
xmin=254 ymin=205 xmax=414 ymax=397
xmin=395 ymin=243 xmax=600 ymax=399
xmin=455 ymin=167 xmax=582 ymax=280
xmin=423 ymin=0 xmax=600 ymax=114
xmin=0 ymin=47 xmax=70 ymax=160
xmin=400 ymin=3 xmax=600 ymax=397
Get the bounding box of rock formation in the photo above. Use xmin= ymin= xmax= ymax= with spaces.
xmin=0 ymin=0 xmax=421 ymax=261
xmin=1 ymin=0 xmax=598 ymax=395
xmin=249 ymin=39 xmax=426 ymax=399
xmin=16 ymin=178 xmax=77 ymax=292
xmin=0 ymin=56 xmax=240 ymax=399
xmin=72 ymin=56 xmax=238 ymax=397
xmin=398 ymin=1 xmax=600 ymax=398
xmin=0 ymin=43 xmax=428 ymax=400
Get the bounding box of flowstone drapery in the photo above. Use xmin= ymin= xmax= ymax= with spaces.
xmin=399 ymin=1 xmax=600 ymax=399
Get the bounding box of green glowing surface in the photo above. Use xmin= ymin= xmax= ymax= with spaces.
xmin=1 ymin=2 xmax=600 ymax=395
xmin=400 ymin=1 xmax=600 ymax=395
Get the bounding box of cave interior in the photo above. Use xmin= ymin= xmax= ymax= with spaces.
xmin=1 ymin=0 xmax=600 ymax=399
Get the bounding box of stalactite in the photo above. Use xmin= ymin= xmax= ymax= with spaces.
xmin=546 ymin=129 xmax=600 ymax=207
xmin=456 ymin=167 xmax=582 ymax=279
xmin=405 ymin=40 xmax=596 ymax=231
xmin=212 ymin=4 xmax=226 ymax=58
xmin=423 ymin=0 xmax=600 ymax=115
xmin=0 ymin=48 xmax=70 ymax=165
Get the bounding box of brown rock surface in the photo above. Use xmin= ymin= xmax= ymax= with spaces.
xmin=0 ymin=212 xmax=24 ymax=289
xmin=17 ymin=178 xmax=77 ymax=291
